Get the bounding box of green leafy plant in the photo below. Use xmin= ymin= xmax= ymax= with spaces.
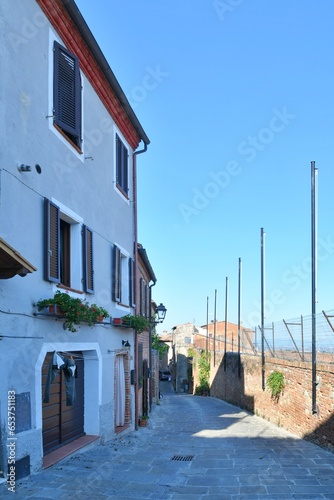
xmin=36 ymin=291 xmax=109 ymax=332
xmin=88 ymin=304 xmax=109 ymax=322
xmin=152 ymin=331 xmax=169 ymax=359
xmin=121 ymin=314 xmax=150 ymax=333
xmin=195 ymin=350 xmax=211 ymax=396
xmin=267 ymin=371 xmax=285 ymax=399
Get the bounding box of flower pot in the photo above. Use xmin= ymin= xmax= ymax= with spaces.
xmin=139 ymin=418 xmax=148 ymax=427
xmin=49 ymin=305 xmax=63 ymax=315
xmin=113 ymin=318 xmax=123 ymax=326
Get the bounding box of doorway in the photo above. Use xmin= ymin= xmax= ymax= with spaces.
xmin=41 ymin=352 xmax=85 ymax=455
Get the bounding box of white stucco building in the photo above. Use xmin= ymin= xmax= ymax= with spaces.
xmin=0 ymin=0 xmax=150 ymax=478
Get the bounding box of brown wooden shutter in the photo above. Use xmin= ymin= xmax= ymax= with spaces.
xmin=129 ymin=258 xmax=136 ymax=307
xmin=112 ymin=245 xmax=121 ymax=302
xmin=116 ymin=134 xmax=128 ymax=194
xmin=138 ymin=343 xmax=143 ymax=388
xmin=83 ymin=225 xmax=94 ymax=293
xmin=54 ymin=41 xmax=81 ymax=146
xmin=44 ymin=198 xmax=60 ymax=283
xmin=140 ymin=278 xmax=146 ymax=316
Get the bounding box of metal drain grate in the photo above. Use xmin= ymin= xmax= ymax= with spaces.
xmin=171 ymin=455 xmax=194 ymax=462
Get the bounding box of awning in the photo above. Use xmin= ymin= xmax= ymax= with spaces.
xmin=0 ymin=238 xmax=37 ymax=279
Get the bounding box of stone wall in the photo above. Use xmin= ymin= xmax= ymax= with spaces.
xmin=206 ymin=352 xmax=334 ymax=451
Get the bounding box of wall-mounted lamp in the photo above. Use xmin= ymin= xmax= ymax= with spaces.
xmin=122 ymin=340 xmax=130 ymax=348
xmin=156 ymin=303 xmax=167 ymax=323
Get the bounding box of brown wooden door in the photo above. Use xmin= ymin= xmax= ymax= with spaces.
xmin=42 ymin=352 xmax=85 ymax=455
xmin=142 ymin=359 xmax=148 ymax=416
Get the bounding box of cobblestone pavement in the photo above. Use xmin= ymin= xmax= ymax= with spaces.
xmin=2 ymin=382 xmax=334 ymax=499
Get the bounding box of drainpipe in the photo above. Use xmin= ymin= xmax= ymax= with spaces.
xmin=149 ymin=280 xmax=157 ymax=412
xmin=133 ymin=141 xmax=148 ymax=430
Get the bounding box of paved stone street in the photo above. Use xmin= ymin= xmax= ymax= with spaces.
xmin=2 ymin=381 xmax=334 ymax=499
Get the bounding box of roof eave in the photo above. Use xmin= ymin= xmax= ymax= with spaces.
xmin=62 ymin=0 xmax=150 ymax=147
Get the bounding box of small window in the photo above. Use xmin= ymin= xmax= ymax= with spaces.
xmin=116 ymin=134 xmax=128 ymax=195
xmin=53 ymin=41 xmax=82 ymax=149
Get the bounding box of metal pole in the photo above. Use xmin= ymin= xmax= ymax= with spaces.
xmin=301 ymin=315 xmax=304 ymax=362
xmin=311 ymin=160 xmax=318 ymax=414
xmin=213 ymin=289 xmax=217 ymax=366
xmin=238 ymin=258 xmax=241 ymax=377
xmin=261 ymin=228 xmax=265 ymax=390
xmin=224 ymin=277 xmax=228 ymax=371
xmin=206 ymin=296 xmax=209 ymax=353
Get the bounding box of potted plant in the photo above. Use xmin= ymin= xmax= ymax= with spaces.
xmin=88 ymin=304 xmax=109 ymax=323
xmin=122 ymin=314 xmax=150 ymax=334
xmin=36 ymin=291 xmax=109 ymax=332
xmin=138 ymin=415 xmax=149 ymax=427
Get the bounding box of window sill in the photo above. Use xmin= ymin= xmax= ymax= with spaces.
xmin=57 ymin=284 xmax=84 ymax=295
xmin=116 ymin=184 xmax=129 ymax=200
xmin=54 ymin=124 xmax=83 ymax=155
xmin=117 ymin=303 xmax=130 ymax=308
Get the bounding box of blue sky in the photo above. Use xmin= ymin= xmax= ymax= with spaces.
xmin=75 ymin=0 xmax=334 ymax=334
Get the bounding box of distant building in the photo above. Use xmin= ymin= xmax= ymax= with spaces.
xmin=167 ymin=321 xmax=255 ymax=395
xmin=196 ymin=321 xmax=255 ymax=354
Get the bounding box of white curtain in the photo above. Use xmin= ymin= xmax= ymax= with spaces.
xmin=115 ymin=355 xmax=126 ymax=426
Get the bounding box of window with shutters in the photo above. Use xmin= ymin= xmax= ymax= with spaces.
xmin=116 ymin=134 xmax=128 ymax=196
xmin=53 ymin=41 xmax=82 ymax=149
xmin=44 ymin=198 xmax=93 ymax=293
xmin=112 ymin=245 xmax=131 ymax=307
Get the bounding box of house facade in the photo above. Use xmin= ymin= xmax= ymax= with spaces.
xmin=136 ymin=244 xmax=157 ymax=420
xmin=0 ymin=0 xmax=150 ymax=477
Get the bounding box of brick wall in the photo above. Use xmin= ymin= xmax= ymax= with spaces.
xmin=204 ymin=352 xmax=334 ymax=451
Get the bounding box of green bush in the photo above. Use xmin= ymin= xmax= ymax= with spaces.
xmin=195 ymin=351 xmax=210 ymax=396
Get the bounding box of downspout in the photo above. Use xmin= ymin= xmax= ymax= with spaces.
xmin=133 ymin=141 xmax=148 ymax=430
xmin=149 ymin=280 xmax=157 ymax=412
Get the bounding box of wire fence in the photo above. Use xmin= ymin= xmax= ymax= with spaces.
xmin=243 ymin=309 xmax=334 ymax=363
